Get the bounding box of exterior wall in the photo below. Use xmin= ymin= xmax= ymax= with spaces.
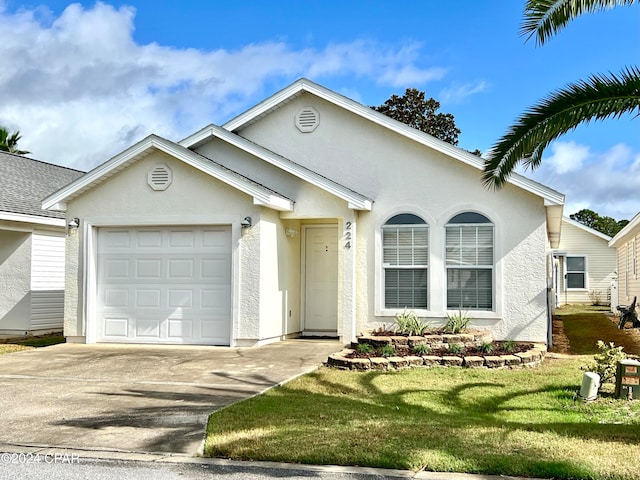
xmin=614 ymin=223 xmax=640 ymax=306
xmin=236 ymin=93 xmax=550 ymax=342
xmin=64 ymin=151 xmax=261 ymax=345
xmin=0 ymin=227 xmax=32 ymax=334
xmin=30 ymin=230 xmax=65 ymax=330
xmin=555 ymin=219 xmax=615 ymax=305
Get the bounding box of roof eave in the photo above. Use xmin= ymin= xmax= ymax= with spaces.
xmin=42 ymin=135 xmax=293 ymax=213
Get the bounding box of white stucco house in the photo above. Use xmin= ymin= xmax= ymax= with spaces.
xmin=609 ymin=212 xmax=640 ymax=309
xmin=43 ymin=79 xmax=565 ymax=347
xmin=0 ymin=151 xmax=84 ymax=336
xmin=551 ymin=217 xmax=616 ymax=306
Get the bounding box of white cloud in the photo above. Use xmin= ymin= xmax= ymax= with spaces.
xmin=439 ymin=80 xmax=488 ymax=104
xmin=524 ymin=141 xmax=640 ymax=221
xmin=544 ymin=140 xmax=591 ymax=174
xmin=0 ymin=3 xmax=448 ymax=170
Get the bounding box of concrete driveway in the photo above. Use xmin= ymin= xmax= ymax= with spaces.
xmin=0 ymin=339 xmax=341 ymax=455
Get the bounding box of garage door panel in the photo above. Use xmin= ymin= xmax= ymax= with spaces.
xmin=168 ymin=258 xmax=194 ymax=278
xmin=136 ymin=289 xmax=162 ymax=308
xmin=103 ymin=317 xmax=129 ymax=337
xmin=104 ymin=259 xmax=130 ymax=279
xmin=96 ymin=226 xmax=231 ymax=345
xmin=136 ymin=259 xmax=163 ymax=279
xmin=168 ymin=289 xmax=193 ymax=308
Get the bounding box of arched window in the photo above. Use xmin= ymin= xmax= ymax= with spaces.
xmin=382 ymin=214 xmax=428 ymax=309
xmin=445 ymin=212 xmax=493 ymax=310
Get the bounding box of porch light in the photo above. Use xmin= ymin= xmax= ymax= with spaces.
xmin=68 ymin=217 xmax=80 ymax=236
xmin=241 ymin=216 xmax=252 ymax=232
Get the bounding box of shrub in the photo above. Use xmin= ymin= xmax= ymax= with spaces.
xmin=356 ymin=342 xmax=374 ymax=354
xmin=588 ymin=290 xmax=604 ymax=306
xmin=479 ymin=341 xmax=494 ymax=354
xmin=377 ymin=344 xmax=397 ymax=357
xmin=443 ymin=310 xmax=470 ymax=334
xmin=412 ymin=343 xmax=431 ymax=355
xmin=582 ymin=340 xmax=627 ymax=384
xmin=502 ymin=339 xmax=517 ymax=353
xmin=448 ymin=343 xmax=463 ymax=355
xmin=394 ymin=308 xmax=430 ymax=336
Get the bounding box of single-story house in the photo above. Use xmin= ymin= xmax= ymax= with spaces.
xmin=43 ymin=78 xmax=565 ymax=347
xmin=609 ymin=212 xmax=640 ymax=310
xmin=551 ymin=217 xmax=616 ymax=306
xmin=0 ymin=151 xmax=84 ymax=336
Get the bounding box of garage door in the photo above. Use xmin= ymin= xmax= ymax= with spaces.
xmin=96 ymin=226 xmax=231 ymax=345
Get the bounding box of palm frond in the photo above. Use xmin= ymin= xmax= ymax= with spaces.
xmin=483 ymin=66 xmax=640 ymax=188
xmin=522 ymin=0 xmax=638 ymax=45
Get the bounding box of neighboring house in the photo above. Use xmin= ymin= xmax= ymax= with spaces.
xmin=0 ymin=152 xmax=84 ymax=336
xmin=609 ymin=212 xmax=640 ymax=309
xmin=43 ymin=78 xmax=565 ymax=347
xmin=551 ymin=217 xmax=616 ymax=306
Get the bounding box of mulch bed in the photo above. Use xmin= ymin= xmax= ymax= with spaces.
xmin=347 ymin=342 xmax=534 ymax=359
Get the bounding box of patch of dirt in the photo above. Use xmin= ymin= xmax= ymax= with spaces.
xmin=549 ymin=317 xmax=571 ymax=354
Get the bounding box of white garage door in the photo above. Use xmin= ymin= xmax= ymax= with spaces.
xmin=96 ymin=226 xmax=231 ymax=345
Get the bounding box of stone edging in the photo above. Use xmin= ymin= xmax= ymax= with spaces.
xmin=326 ymin=345 xmax=547 ymax=371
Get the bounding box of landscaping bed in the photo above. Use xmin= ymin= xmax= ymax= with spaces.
xmin=327 ymin=331 xmax=545 ymax=370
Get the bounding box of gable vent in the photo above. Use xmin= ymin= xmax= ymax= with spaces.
xmin=147 ymin=163 xmax=172 ymax=191
xmin=295 ymin=107 xmax=319 ymax=133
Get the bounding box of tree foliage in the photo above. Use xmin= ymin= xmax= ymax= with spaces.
xmin=0 ymin=127 xmax=30 ymax=155
xmin=570 ymin=208 xmax=629 ymax=236
xmin=483 ymin=0 xmax=639 ymax=188
xmin=373 ymin=88 xmax=461 ymax=145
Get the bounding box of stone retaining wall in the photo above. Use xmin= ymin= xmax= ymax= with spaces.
xmin=326 ymin=331 xmax=546 ymax=371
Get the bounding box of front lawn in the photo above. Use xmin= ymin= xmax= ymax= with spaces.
xmin=0 ymin=344 xmax=33 ymax=355
xmin=204 ymin=357 xmax=640 ymax=480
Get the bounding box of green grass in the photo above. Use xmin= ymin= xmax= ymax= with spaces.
xmin=555 ymin=305 xmax=640 ymax=356
xmin=204 ymin=358 xmax=640 ymax=479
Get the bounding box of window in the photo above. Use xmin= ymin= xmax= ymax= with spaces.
xmin=446 ymin=212 xmax=493 ymax=310
xmin=383 ymin=214 xmax=428 ymax=309
xmin=566 ymin=256 xmax=586 ymax=289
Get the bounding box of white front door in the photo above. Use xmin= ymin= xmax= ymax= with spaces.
xmin=303 ymin=225 xmax=338 ymax=334
xmin=96 ymin=226 xmax=231 ymax=345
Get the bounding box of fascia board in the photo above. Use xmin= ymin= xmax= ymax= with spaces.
xmin=42 ymin=136 xmax=158 ymax=211
xmin=145 ymin=137 xmax=294 ymax=212
xmin=43 ymin=134 xmax=293 ymax=213
xmin=609 ymin=211 xmax=640 ymax=247
xmin=198 ymin=124 xmax=372 ymax=211
xmin=0 ymin=211 xmax=65 ymax=227
xmin=220 ymin=78 xmax=565 ymax=206
xmin=562 ymin=216 xmax=612 ymax=241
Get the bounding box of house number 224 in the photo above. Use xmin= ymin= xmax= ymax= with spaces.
xmin=344 ymin=221 xmax=352 ymax=249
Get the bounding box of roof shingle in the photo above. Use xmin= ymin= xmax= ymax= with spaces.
xmin=0 ymin=152 xmax=85 ymax=219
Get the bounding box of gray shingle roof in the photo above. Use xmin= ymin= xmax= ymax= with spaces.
xmin=0 ymin=152 xmax=85 ymax=219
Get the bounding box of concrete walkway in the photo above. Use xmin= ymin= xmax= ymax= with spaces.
xmin=0 ymin=339 xmax=341 ymax=454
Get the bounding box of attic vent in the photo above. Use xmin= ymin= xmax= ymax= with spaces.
xmin=295 ymin=107 xmax=319 ymax=133
xmin=147 ymin=163 xmax=172 ymax=191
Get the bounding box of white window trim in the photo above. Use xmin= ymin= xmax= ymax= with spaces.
xmin=565 ymin=254 xmax=588 ymax=291
xmin=381 ymin=218 xmax=429 ymax=311
xmin=444 ymin=220 xmax=495 ymax=312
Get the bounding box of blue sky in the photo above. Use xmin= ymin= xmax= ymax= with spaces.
xmin=1 ymin=1 xmax=638 ymax=220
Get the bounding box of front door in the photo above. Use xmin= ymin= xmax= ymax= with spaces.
xmin=303 ymin=225 xmax=338 ymax=335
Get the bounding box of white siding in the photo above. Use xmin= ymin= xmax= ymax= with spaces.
xmin=31 ymin=290 xmax=64 ymax=330
xmin=556 ymin=219 xmax=616 ymax=305
xmin=30 ymin=231 xmax=65 ymax=330
xmin=31 ymin=232 xmax=65 ymax=290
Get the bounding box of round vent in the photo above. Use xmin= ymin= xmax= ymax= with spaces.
xmin=147 ymin=163 xmax=172 ymax=191
xmin=295 ymin=107 xmax=319 ymax=133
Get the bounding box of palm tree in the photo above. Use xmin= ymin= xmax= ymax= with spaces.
xmin=0 ymin=127 xmax=30 ymax=155
xmin=483 ymin=0 xmax=640 ymax=188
